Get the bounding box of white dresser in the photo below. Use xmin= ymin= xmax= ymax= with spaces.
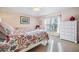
xmin=60 ymin=21 xmax=79 ymax=43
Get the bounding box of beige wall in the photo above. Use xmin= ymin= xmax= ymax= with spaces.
xmin=61 ymin=8 xmax=79 ymax=21
xmin=42 ymin=8 xmax=79 ymax=20
xmin=0 ymin=8 xmax=79 ymax=30
xmin=39 ymin=8 xmax=79 ymax=29
xmin=0 ymin=11 xmax=39 ymax=30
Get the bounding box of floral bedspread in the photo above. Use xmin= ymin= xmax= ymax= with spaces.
xmin=11 ymin=30 xmax=49 ymax=52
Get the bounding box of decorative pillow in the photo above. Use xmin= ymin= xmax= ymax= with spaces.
xmin=0 ymin=31 xmax=6 ymax=42
xmin=0 ymin=23 xmax=5 ymax=34
xmin=0 ymin=38 xmax=5 ymax=42
xmin=0 ymin=22 xmax=15 ymax=35
xmin=0 ymin=22 xmax=16 ymax=43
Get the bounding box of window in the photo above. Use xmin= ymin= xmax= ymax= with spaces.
xmin=44 ymin=16 xmax=60 ymax=33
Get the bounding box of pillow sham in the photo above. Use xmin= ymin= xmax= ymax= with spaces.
xmin=0 ymin=22 xmax=15 ymax=35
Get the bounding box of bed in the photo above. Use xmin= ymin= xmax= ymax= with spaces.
xmin=0 ymin=22 xmax=49 ymax=52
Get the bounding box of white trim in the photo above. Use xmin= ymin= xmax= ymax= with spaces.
xmin=19 ymin=40 xmax=47 ymax=52
xmin=47 ymin=39 xmax=54 ymax=52
xmin=58 ymin=42 xmax=63 ymax=52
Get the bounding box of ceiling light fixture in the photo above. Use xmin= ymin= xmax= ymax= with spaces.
xmin=33 ymin=7 xmax=40 ymax=11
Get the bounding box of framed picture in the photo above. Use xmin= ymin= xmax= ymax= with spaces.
xmin=20 ymin=16 xmax=30 ymax=24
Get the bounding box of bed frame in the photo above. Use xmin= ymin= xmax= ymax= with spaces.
xmin=19 ymin=40 xmax=48 ymax=52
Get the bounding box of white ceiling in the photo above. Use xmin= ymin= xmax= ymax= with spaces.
xmin=0 ymin=7 xmax=72 ymax=16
